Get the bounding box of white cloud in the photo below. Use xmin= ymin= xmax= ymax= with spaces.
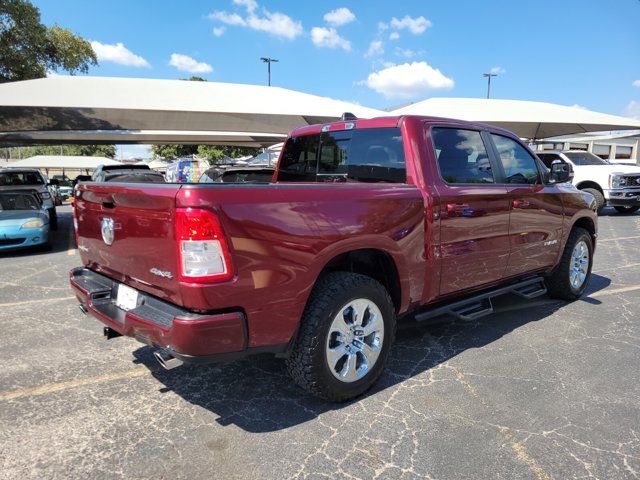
xmin=209 ymin=1 xmax=302 ymax=40
xmin=633 ymin=80 xmax=640 ymax=88
xmin=212 ymin=26 xmax=226 ymax=37
xmin=324 ymin=7 xmax=356 ymax=26
xmin=362 ymin=61 xmax=454 ymax=99
xmin=365 ymin=40 xmax=384 ymax=58
xmin=395 ymin=47 xmax=422 ymax=58
xmin=246 ymin=11 xmax=303 ymax=39
xmin=90 ymin=41 xmax=149 ymax=67
xmin=233 ymin=0 xmax=257 ymax=13
xmin=389 ymin=31 xmax=400 ymax=41
xmin=623 ymin=100 xmax=640 ymax=119
xmin=490 ymin=66 xmax=506 ymax=74
xmin=209 ymin=11 xmax=246 ymax=26
xmin=311 ymin=27 xmax=351 ymax=50
xmin=168 ymin=53 xmax=213 ymax=74
xmin=389 ymin=15 xmax=432 ymax=35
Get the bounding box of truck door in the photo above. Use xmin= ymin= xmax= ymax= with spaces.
xmin=429 ymin=127 xmax=511 ymax=295
xmin=488 ymin=134 xmax=564 ymax=277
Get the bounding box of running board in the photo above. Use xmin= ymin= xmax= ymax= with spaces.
xmin=415 ymin=276 xmax=547 ymax=323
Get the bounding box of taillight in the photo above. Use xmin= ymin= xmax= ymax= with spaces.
xmin=175 ymin=208 xmax=233 ymax=282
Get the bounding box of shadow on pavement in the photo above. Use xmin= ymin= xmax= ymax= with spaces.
xmin=132 ymin=273 xmax=611 ymax=433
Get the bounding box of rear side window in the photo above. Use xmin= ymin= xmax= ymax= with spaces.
xmin=278 ymin=127 xmax=406 ymax=183
xmin=432 ymin=128 xmax=494 ymax=184
xmin=491 ymin=134 xmax=540 ymax=185
xmin=0 ymin=171 xmax=44 ymax=186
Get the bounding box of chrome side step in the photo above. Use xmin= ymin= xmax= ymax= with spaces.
xmin=415 ymin=276 xmax=547 ymax=323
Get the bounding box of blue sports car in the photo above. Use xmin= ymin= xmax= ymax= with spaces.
xmin=0 ymin=191 xmax=51 ymax=251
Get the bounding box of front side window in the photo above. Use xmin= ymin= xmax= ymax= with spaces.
xmin=278 ymin=127 xmax=406 ymax=183
xmin=432 ymin=127 xmax=494 ymax=184
xmin=491 ymin=134 xmax=540 ymax=185
xmin=563 ymin=151 xmax=608 ymax=166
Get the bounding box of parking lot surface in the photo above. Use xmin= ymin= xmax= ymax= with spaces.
xmin=1 ymin=205 xmax=639 ymax=479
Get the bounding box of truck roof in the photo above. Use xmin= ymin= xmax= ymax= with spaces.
xmin=289 ymin=115 xmax=518 ymax=138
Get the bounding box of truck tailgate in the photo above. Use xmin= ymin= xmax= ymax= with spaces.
xmin=75 ymin=183 xmax=183 ymax=304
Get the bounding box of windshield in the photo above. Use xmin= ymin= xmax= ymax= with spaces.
xmin=564 ymin=152 xmax=609 ymax=166
xmin=0 ymin=193 xmax=41 ymax=211
xmin=0 ymin=171 xmax=44 ymax=186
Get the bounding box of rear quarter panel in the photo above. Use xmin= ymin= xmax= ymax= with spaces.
xmin=178 ymin=183 xmax=426 ymax=347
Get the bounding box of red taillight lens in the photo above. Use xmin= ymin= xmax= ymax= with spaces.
xmin=175 ymin=208 xmax=233 ymax=282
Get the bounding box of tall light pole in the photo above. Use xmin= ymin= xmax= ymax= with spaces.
xmin=260 ymin=57 xmax=279 ymax=86
xmin=483 ymin=72 xmax=498 ymax=99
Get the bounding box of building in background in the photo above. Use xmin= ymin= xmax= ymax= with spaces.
xmin=535 ymin=131 xmax=640 ymax=165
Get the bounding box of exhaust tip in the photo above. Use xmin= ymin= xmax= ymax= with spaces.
xmin=153 ymin=349 xmax=183 ymax=370
xmin=78 ymin=304 xmax=88 ymax=315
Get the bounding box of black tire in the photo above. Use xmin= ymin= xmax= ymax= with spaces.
xmin=545 ymin=227 xmax=593 ymax=301
xmin=581 ymin=188 xmax=605 ymax=214
xmin=286 ymin=272 xmax=396 ymax=402
xmin=49 ymin=209 xmax=58 ymax=231
xmin=613 ymin=205 xmax=640 ymax=214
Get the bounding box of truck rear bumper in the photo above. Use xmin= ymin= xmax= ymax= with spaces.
xmin=70 ymin=267 xmax=253 ymax=360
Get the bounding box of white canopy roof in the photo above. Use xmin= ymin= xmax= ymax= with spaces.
xmin=7 ymin=155 xmax=121 ymax=169
xmin=392 ymin=98 xmax=640 ymax=139
xmin=0 ymin=76 xmax=383 ymax=146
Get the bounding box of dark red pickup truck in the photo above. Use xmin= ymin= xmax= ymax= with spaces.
xmin=71 ymin=115 xmax=597 ymax=401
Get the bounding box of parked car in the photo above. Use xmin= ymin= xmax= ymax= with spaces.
xmin=199 ymin=166 xmax=275 ymax=183
xmin=92 ymin=164 xmax=165 ymax=183
xmin=0 ymin=168 xmax=57 ymax=230
xmin=537 ymin=150 xmax=640 ymax=214
xmin=0 ymin=191 xmax=51 ymax=251
xmin=71 ymin=115 xmax=597 ymax=401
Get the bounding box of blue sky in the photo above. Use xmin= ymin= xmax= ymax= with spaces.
xmin=34 ymin=0 xmax=640 ymax=158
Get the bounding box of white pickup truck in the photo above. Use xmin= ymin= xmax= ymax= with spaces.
xmin=537 ymin=150 xmax=640 ymax=214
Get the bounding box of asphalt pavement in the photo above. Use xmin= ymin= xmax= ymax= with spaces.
xmin=1 ymin=204 xmax=639 ymax=479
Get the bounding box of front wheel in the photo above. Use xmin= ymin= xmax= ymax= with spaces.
xmin=286 ymin=272 xmax=396 ymax=402
xmin=613 ymin=205 xmax=640 ymax=214
xmin=545 ymin=227 xmax=593 ymax=301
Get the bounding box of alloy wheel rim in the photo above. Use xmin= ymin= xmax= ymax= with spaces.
xmin=569 ymin=240 xmax=589 ymax=290
xmin=325 ymin=299 xmax=385 ymax=383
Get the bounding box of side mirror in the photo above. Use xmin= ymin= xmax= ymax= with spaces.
xmin=549 ymin=160 xmax=573 ymax=184
xmin=49 ymin=179 xmax=59 ymax=186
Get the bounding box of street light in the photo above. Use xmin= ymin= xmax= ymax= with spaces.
xmin=483 ymin=72 xmax=498 ymax=99
xmin=260 ymin=57 xmax=279 ymax=86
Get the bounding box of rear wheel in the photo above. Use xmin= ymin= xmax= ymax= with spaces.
xmin=545 ymin=227 xmax=593 ymax=301
xmin=613 ymin=205 xmax=639 ymax=214
xmin=286 ymin=272 xmax=396 ymax=402
xmin=582 ymin=188 xmax=605 ymax=214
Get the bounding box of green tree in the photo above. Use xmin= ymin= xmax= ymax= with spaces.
xmin=0 ymin=0 xmax=97 ymax=82
xmin=0 ymin=144 xmax=116 ymax=159
xmin=150 ymin=144 xmax=260 ymax=162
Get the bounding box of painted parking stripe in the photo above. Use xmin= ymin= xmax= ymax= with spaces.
xmin=0 ymin=367 xmax=150 ymax=401
xmin=598 ymin=235 xmax=640 ymax=243
xmin=0 ymin=296 xmax=75 ymax=308
xmin=589 ymin=285 xmax=640 ymax=297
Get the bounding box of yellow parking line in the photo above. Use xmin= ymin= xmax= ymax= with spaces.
xmin=0 ymin=368 xmax=150 ymax=401
xmin=0 ymin=296 xmax=75 ymax=308
xmin=598 ymin=235 xmax=640 ymax=243
xmin=589 ymin=285 xmax=640 ymax=297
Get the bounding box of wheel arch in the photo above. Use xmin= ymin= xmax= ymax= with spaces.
xmin=575 ymin=181 xmax=604 ymax=194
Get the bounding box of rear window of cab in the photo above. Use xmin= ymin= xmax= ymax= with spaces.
xmin=277 ymin=127 xmax=406 ymax=183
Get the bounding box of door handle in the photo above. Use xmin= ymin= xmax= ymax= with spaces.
xmin=512 ymin=199 xmax=530 ymax=209
xmin=447 ymin=203 xmax=470 ymax=213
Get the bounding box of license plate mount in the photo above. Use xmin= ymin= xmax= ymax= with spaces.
xmin=116 ymin=283 xmax=139 ymax=311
